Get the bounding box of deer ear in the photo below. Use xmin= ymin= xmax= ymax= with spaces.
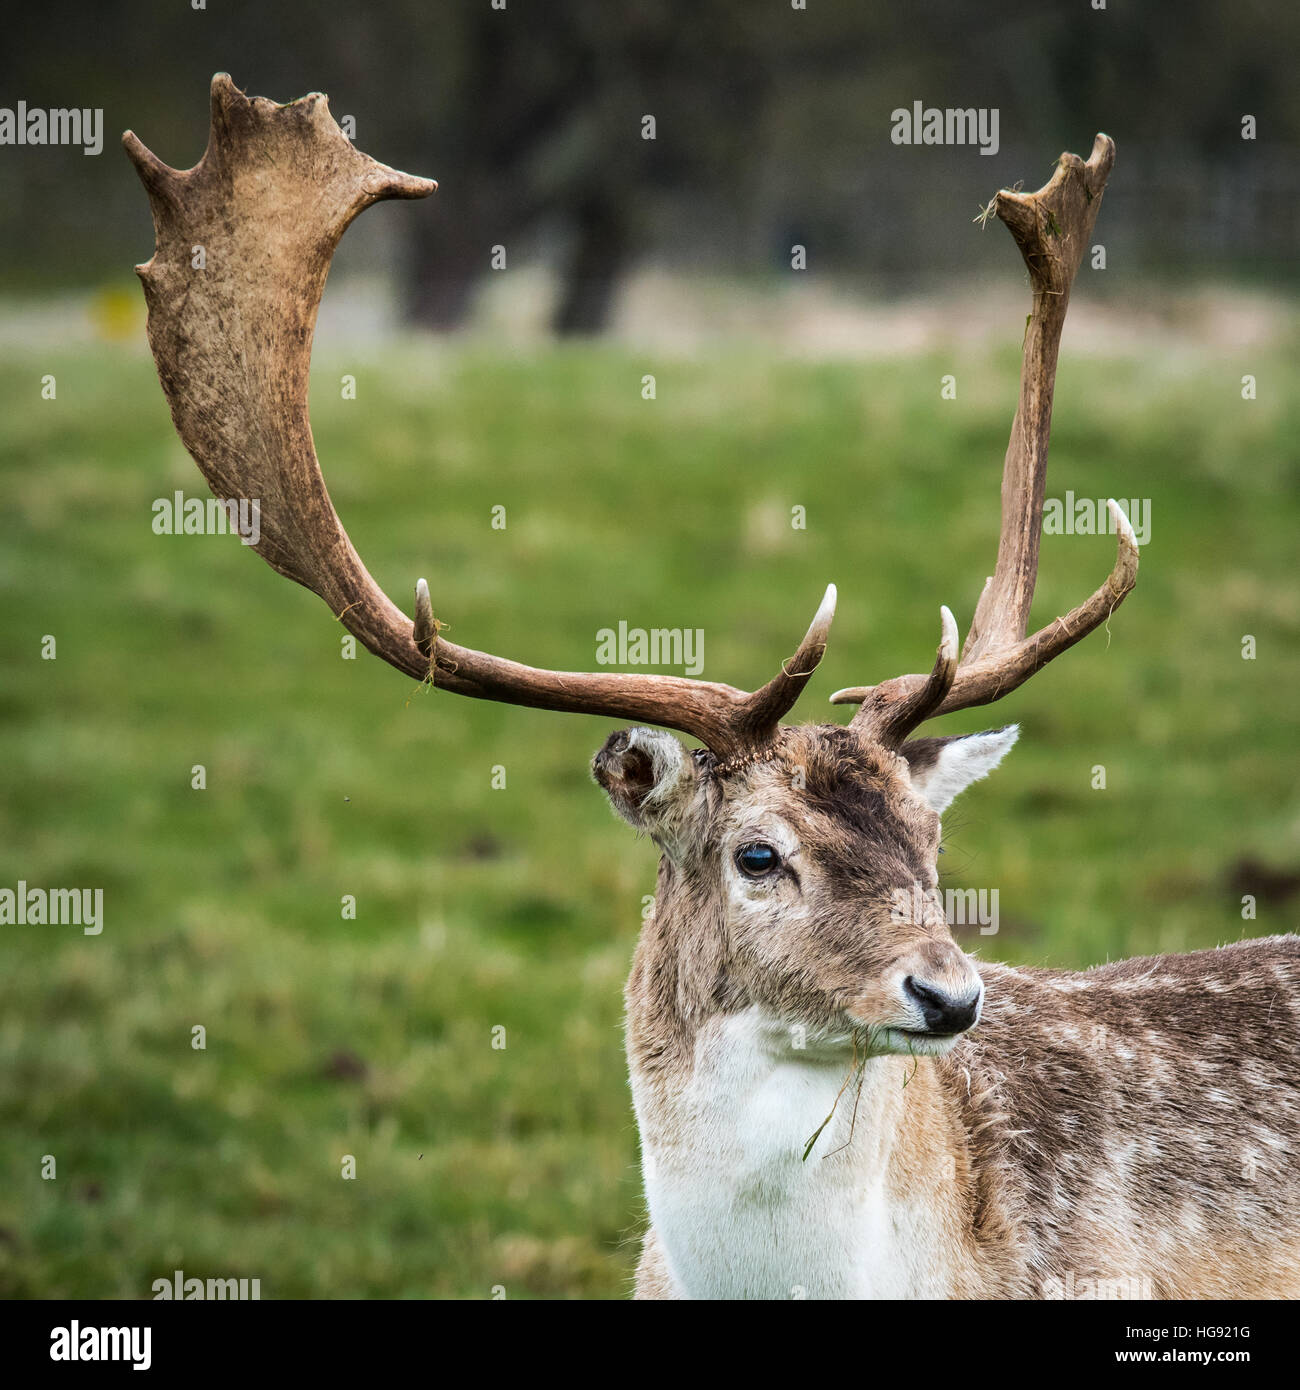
xmin=901 ymin=726 xmax=1019 ymax=815
xmin=592 ymin=727 xmax=705 ymax=848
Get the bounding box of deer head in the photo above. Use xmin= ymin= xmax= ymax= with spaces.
xmin=126 ymin=78 xmax=1133 ymax=1060
xmin=595 ymin=721 xmax=1022 ymax=1058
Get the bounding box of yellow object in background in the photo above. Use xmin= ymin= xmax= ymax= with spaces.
xmin=90 ymin=284 xmax=141 ymax=342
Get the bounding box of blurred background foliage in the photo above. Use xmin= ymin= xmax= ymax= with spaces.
xmin=1 ymin=0 xmax=1298 ymax=315
xmin=0 ymin=0 xmax=1297 ymax=1298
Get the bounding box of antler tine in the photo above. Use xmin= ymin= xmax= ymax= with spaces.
xmin=127 ymin=76 xmax=833 ymax=764
xmin=413 ymin=579 xmax=436 ymax=657
xmin=834 ymin=606 xmax=958 ymax=749
xmin=833 ymin=135 xmax=1136 ymax=741
xmin=834 ymin=502 xmax=1137 ymax=724
xmin=735 ymin=584 xmax=838 ymax=741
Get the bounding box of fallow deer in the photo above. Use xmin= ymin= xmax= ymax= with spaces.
xmin=126 ymin=77 xmax=1300 ymax=1300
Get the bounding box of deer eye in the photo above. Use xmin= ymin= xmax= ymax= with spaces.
xmin=736 ymin=842 xmax=780 ymax=877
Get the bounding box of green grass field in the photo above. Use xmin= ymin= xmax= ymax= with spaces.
xmin=1 ymin=327 xmax=1297 ymax=1297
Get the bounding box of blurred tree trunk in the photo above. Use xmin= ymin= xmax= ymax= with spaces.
xmin=407 ymin=218 xmax=490 ymax=330
xmin=552 ymin=190 xmax=632 ymax=336
xmin=406 ymin=181 xmax=508 ymax=332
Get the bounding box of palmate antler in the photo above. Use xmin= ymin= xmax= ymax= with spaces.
xmin=125 ymin=77 xmax=1134 ymax=766
xmin=833 ymin=133 xmax=1138 ymax=748
xmin=123 ymin=74 xmax=835 ymax=764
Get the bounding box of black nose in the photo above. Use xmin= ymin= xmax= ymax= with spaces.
xmin=903 ymin=976 xmax=981 ymax=1034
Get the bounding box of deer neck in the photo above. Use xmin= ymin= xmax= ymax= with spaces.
xmin=625 ymin=917 xmax=982 ymax=1299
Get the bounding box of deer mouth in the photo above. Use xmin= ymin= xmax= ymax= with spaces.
xmin=877 ymin=1025 xmax=968 ymax=1058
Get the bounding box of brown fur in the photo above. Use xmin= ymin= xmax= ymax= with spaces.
xmin=596 ymin=723 xmax=1300 ymax=1299
xmin=950 ymin=944 xmax=1300 ymax=1297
